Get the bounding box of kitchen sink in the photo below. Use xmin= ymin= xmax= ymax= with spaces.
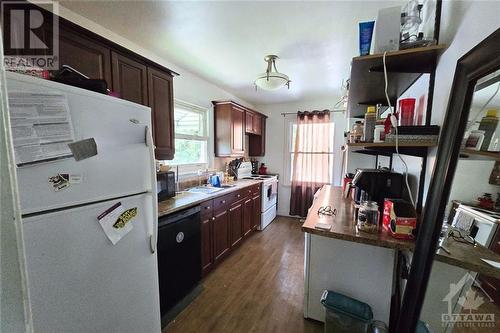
xmin=187 ymin=186 xmax=225 ymax=194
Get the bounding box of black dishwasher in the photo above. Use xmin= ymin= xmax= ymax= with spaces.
xmin=157 ymin=206 xmax=201 ymax=319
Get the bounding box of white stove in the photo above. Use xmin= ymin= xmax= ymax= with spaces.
xmin=236 ymin=162 xmax=278 ymax=230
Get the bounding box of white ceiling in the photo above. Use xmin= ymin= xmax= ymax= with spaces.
xmin=60 ymin=0 xmax=405 ymax=105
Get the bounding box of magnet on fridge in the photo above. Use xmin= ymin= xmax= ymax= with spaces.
xmin=97 ymin=202 xmax=134 ymax=245
xmin=68 ymin=138 xmax=97 ymax=161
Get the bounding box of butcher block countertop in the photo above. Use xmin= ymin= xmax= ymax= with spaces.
xmin=158 ymin=179 xmax=262 ymax=217
xmin=302 ymin=185 xmax=500 ymax=279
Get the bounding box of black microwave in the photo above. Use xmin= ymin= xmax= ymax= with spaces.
xmin=157 ymin=171 xmax=176 ymax=201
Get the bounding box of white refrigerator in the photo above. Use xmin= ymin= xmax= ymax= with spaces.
xmin=6 ymin=72 xmax=161 ymax=332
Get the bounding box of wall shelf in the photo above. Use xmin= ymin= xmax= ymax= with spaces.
xmin=347 ymin=142 xmax=436 ymax=158
xmin=347 ymin=142 xmax=436 ymax=148
xmin=347 ymin=44 xmax=447 ymax=118
xmin=459 ymin=149 xmax=500 ymax=161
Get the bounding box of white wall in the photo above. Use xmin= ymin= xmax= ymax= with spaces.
xmin=256 ymin=98 xmax=346 ymax=216
xmin=423 ymin=0 xmax=500 ymax=203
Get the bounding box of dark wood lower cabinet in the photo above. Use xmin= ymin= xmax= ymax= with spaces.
xmin=201 ymin=215 xmax=213 ymax=276
xmin=200 ymin=185 xmax=262 ymax=277
xmin=243 ymin=197 xmax=253 ymax=236
xmin=252 ymin=194 xmax=261 ymax=229
xmin=213 ymin=209 xmax=230 ymax=264
xmin=229 ymin=202 xmax=243 ymax=247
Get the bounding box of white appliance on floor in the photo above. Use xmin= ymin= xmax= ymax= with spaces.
xmin=6 ymin=72 xmax=161 ymax=332
xmin=237 ymin=162 xmax=278 ymax=230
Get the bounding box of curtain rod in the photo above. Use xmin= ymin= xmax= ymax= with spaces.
xmin=280 ymin=109 xmax=346 ymax=116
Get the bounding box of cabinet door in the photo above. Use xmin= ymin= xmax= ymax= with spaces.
xmin=243 ymin=197 xmax=253 ymax=236
xmin=147 ymin=67 xmax=175 ymax=160
xmin=58 ymin=26 xmax=112 ymax=84
xmin=245 ymin=112 xmax=254 ymax=134
xmin=249 ymin=117 xmax=266 ymax=156
xmin=201 ymin=215 xmax=213 ymax=276
xmin=253 ymin=114 xmax=262 ymax=135
xmin=213 ymin=210 xmax=230 ymax=264
xmin=111 ymin=51 xmax=148 ymax=105
xmin=252 ymin=194 xmax=261 ymax=229
xmin=231 ymin=106 xmax=245 ymax=155
xmin=229 ymin=202 xmax=243 ymax=247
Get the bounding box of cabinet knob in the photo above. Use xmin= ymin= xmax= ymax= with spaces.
xmin=212 ymin=217 xmax=215 ymax=221
xmin=222 ymin=200 xmax=226 ymax=204
xmin=205 ymin=206 xmax=211 ymax=210
xmin=237 ymin=194 xmax=241 ymax=198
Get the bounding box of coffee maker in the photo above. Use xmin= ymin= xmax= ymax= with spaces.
xmin=351 ymin=168 xmax=404 ymax=209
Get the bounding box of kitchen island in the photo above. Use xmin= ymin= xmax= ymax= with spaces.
xmin=302 ymin=185 xmax=500 ymax=326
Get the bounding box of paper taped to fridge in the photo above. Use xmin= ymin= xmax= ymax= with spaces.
xmin=8 ymin=92 xmax=75 ymax=166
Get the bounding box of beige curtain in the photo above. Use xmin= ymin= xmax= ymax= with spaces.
xmin=289 ymin=111 xmax=332 ymax=217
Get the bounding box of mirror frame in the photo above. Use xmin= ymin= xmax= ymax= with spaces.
xmin=396 ymin=28 xmax=500 ymax=332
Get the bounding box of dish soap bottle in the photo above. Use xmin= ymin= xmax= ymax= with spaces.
xmin=363 ymin=106 xmax=376 ymax=142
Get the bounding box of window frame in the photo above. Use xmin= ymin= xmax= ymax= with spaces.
xmin=167 ymin=99 xmax=209 ymax=175
xmin=283 ymin=115 xmax=335 ymax=186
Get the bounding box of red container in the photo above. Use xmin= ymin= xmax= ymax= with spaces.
xmin=383 ymin=199 xmax=417 ymax=240
xmin=398 ymin=98 xmax=416 ymax=126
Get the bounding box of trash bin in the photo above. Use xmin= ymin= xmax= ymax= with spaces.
xmin=320 ymin=290 xmax=373 ymax=333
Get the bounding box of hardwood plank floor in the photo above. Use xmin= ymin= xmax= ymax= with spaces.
xmin=164 ymin=216 xmax=324 ymax=333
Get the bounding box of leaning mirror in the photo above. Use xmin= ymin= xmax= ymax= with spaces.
xmin=396 ymin=29 xmax=500 ymax=332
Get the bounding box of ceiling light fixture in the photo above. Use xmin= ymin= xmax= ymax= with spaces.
xmin=254 ymin=55 xmax=291 ymax=91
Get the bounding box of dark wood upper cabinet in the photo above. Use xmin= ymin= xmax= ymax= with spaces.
xmin=245 ymin=111 xmax=262 ymax=135
xmin=111 ymin=51 xmax=148 ymax=105
xmin=245 ymin=112 xmax=254 ymax=134
xmin=58 ymin=26 xmax=112 ymax=84
xmin=252 ymin=113 xmax=262 ymax=135
xmin=148 ymin=67 xmax=175 ymax=160
xmin=213 ymin=101 xmax=266 ymax=157
xmin=249 ymin=117 xmax=266 ymax=156
xmin=231 ymin=106 xmax=245 ymax=155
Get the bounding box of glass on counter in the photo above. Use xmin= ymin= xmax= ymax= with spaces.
xmin=357 ymin=201 xmax=380 ymax=233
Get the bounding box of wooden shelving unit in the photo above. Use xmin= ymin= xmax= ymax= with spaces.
xmin=459 ymin=149 xmax=500 ymax=161
xmin=347 ymin=142 xmax=437 ymax=148
xmin=347 ymin=141 xmax=437 ymax=158
xmin=347 ymin=44 xmax=447 ymax=118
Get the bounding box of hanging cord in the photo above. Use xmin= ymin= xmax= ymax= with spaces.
xmin=466 ymin=82 xmax=500 ymax=131
xmin=383 ymin=51 xmax=416 ymax=208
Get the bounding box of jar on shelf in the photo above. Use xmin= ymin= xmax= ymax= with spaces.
xmin=350 ymin=121 xmax=364 ymax=143
xmin=357 ymin=201 xmax=380 ymax=233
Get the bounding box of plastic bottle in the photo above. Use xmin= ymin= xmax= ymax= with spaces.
xmin=363 ymin=106 xmax=376 ymax=142
xmin=478 ymin=109 xmax=499 ymax=151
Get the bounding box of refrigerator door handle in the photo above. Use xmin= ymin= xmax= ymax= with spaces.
xmin=146 ymin=125 xmax=158 ymax=254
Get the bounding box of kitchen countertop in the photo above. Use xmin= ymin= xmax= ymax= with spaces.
xmin=302 ymin=185 xmax=500 ymax=279
xmin=158 ymin=179 xmax=262 ymax=217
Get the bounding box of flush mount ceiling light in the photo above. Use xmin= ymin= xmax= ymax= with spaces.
xmin=254 ymin=55 xmax=291 ymax=91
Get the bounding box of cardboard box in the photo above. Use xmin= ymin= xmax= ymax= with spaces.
xmin=383 ymin=199 xmax=417 ymax=239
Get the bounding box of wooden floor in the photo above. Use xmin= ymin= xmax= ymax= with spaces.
xmin=164 ymin=216 xmax=324 ymax=333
